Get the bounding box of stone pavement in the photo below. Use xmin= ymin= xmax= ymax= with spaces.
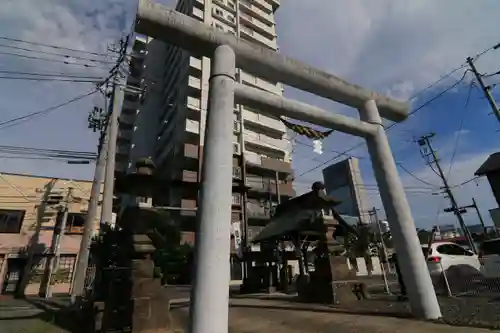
xmin=0 ymin=294 xmax=496 ymax=332
xmin=170 ymin=298 xmax=495 ymax=333
xmin=0 ymin=296 xmax=70 ymax=333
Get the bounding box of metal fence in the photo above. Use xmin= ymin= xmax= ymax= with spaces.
xmin=433 ymin=261 xmax=500 ymax=298
xmin=362 ymin=258 xmax=500 ymax=300
xmin=84 ymin=264 xmax=96 ymax=292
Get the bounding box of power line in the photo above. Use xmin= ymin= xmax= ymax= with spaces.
xmin=0 ymin=50 xmax=102 ymax=68
xmin=395 ymin=163 xmax=437 ymax=188
xmin=446 ymin=81 xmax=474 ymax=178
xmin=0 ymin=69 xmax=107 ymax=79
xmin=0 ymin=155 xmax=94 ymax=162
xmin=0 ymin=50 xmax=122 ymax=131
xmin=471 ymin=41 xmax=500 ymax=61
xmin=0 ymin=89 xmax=98 ymax=130
xmin=297 ymin=70 xmax=471 ymax=178
xmin=0 ymin=35 xmax=116 ymax=58
xmin=0 ymin=76 xmax=103 ymax=83
xmin=450 ymin=176 xmax=481 ymax=189
xmin=385 ymin=70 xmax=470 ymax=131
xmin=406 ymin=64 xmax=467 ymax=102
xmin=0 ymin=146 xmax=96 ymax=160
xmin=0 ymin=44 xmax=115 ymax=64
xmin=0 ymin=144 xmax=96 ymax=156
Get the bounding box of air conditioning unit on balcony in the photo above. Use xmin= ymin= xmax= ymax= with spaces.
xmin=233 ymin=143 xmax=241 ymax=155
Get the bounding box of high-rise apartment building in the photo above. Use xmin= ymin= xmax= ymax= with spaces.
xmin=115 ymin=0 xmax=294 ymax=254
xmin=322 ymin=158 xmax=372 ymax=225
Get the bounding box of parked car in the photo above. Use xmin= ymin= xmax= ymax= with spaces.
xmin=422 ymin=241 xmax=482 ymax=285
xmin=478 ymin=237 xmax=500 ymax=279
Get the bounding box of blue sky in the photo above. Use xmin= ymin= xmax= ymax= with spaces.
xmin=1 ymin=0 xmax=500 ymax=229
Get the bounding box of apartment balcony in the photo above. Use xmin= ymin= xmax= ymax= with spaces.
xmin=239 ymin=0 xmax=274 ymax=25
xmin=239 ymin=12 xmax=275 ymax=39
xmin=180 ymin=166 xmax=241 ymax=184
xmin=122 ymin=98 xmax=139 ymax=111
xmin=241 ymin=106 xmax=286 ymax=135
xmin=127 ymin=75 xmax=141 ymax=87
xmin=115 ymin=160 xmax=128 ymax=173
xmin=243 ymin=130 xmax=288 ymax=153
xmin=117 ymin=128 xmax=133 ymax=143
xmin=188 ymin=76 xmax=201 ymax=91
xmin=189 ymin=56 xmax=202 ymax=72
xmin=250 ymin=0 xmax=274 ymax=12
xmin=187 ymin=96 xmax=201 ymax=110
xmin=182 ymin=170 xmax=198 ymax=183
xmin=240 ymin=25 xmax=277 ymax=50
xmin=247 ymin=225 xmax=265 ymax=243
xmin=181 ymin=199 xmax=197 ymax=217
xmin=119 ymin=112 xmax=136 ymax=126
xmin=184 ymin=143 xmax=199 ymax=159
xmin=213 ymin=0 xmax=237 ymax=12
xmin=238 ymin=71 xmax=281 ymax=94
xmin=245 ymin=152 xmax=292 ymax=178
xmin=116 ymin=143 xmax=131 ymax=157
xmin=232 ymin=193 xmax=242 ymax=206
xmin=192 ymin=7 xmax=204 ymax=21
xmin=245 ymin=176 xmax=295 ymax=197
xmin=186 ymin=119 xmax=200 ymax=135
xmin=246 ymin=202 xmax=270 ymax=220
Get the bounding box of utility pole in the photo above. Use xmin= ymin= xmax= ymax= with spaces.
xmin=100 ymin=82 xmax=121 ymax=225
xmin=45 ymin=187 xmax=73 ymax=298
xmin=418 ymin=133 xmax=477 ymax=253
xmin=101 ymin=35 xmax=129 ymax=226
xmin=472 ymin=198 xmax=488 ymax=237
xmin=71 ymin=124 xmax=108 ymax=303
xmin=71 ymin=36 xmax=129 ymax=304
xmin=467 ymin=56 xmax=500 ymax=123
xmin=446 ymin=198 xmax=488 ymax=237
xmin=369 ymin=207 xmax=390 ymax=294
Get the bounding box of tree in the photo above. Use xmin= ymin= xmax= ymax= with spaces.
xmin=148 ymin=210 xmax=194 ymax=285
xmin=154 ymin=243 xmax=194 ymax=285
xmin=342 ymin=224 xmax=376 ymax=271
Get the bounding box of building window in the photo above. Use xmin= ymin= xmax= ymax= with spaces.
xmin=0 ymin=209 xmax=25 ymax=233
xmin=215 ymin=23 xmax=224 ymax=30
xmin=227 ymin=15 xmax=235 ymax=23
xmin=56 ymin=212 xmax=86 ymax=234
xmin=55 ymin=255 xmax=76 ymax=283
xmin=215 ymin=8 xmax=223 ymax=16
xmin=228 ymin=1 xmax=235 ymax=9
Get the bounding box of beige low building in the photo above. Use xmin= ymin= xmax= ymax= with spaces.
xmin=0 ymin=172 xmax=100 ymax=296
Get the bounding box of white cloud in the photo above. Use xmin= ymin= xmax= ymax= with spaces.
xmin=0 ymin=0 xmax=135 ymax=179
xmin=364 ymin=150 xmax=496 ymax=230
xmin=277 ymin=0 xmax=500 ymax=99
xmin=0 ymin=0 xmax=499 ymax=228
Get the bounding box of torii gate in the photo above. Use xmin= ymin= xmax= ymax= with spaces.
xmin=135 ymin=1 xmax=442 ymax=331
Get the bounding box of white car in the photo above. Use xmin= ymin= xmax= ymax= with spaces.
xmin=422 ymin=241 xmax=481 ymax=284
